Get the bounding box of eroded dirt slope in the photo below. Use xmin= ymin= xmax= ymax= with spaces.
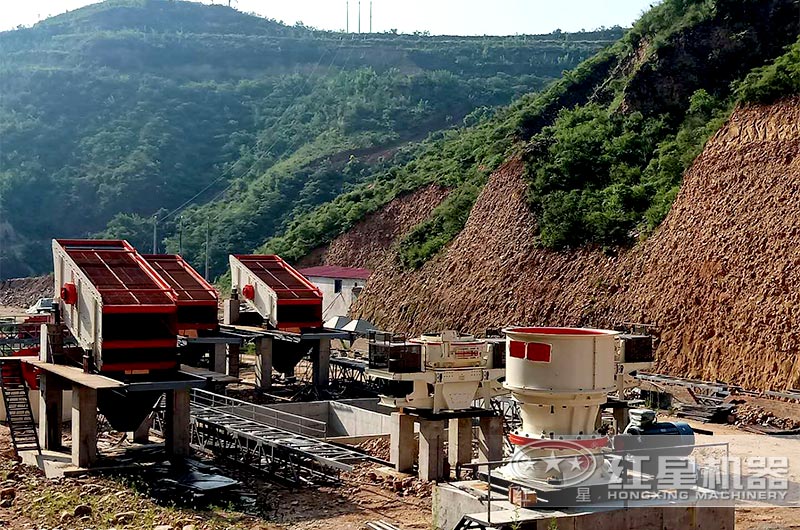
xmin=297 ymin=184 xmax=450 ymax=270
xmin=348 ymin=98 xmax=800 ymax=390
xmin=0 ymin=275 xmax=53 ymax=309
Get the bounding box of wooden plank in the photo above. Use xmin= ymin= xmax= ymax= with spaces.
xmin=25 ymin=360 xmax=124 ymax=389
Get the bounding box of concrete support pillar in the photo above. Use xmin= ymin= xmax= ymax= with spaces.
xmin=448 ymin=418 xmax=473 ymax=471
xmin=418 ymin=419 xmax=446 ymax=482
xmin=131 ymin=415 xmax=153 ymax=444
xmin=165 ymin=389 xmax=191 ymax=457
xmin=223 ymin=298 xmax=240 ymax=326
xmin=71 ymin=385 xmax=97 ymax=468
xmin=255 ymin=337 xmax=273 ymax=389
xmin=478 ymin=415 xmax=503 ymax=464
xmin=213 ymin=343 xmax=227 ymax=374
xmin=613 ymin=407 xmax=629 ymax=434
xmin=312 ymin=338 xmax=330 ymax=388
xmin=226 ymin=342 xmax=240 ymax=378
xmin=38 ymin=372 xmax=62 ymax=450
xmin=390 ymin=412 xmax=415 ymax=473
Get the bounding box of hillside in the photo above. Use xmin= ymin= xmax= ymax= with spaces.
xmin=0 ymin=0 xmax=619 ymax=279
xmin=289 ymin=0 xmax=800 ymax=390
xmin=346 ymin=98 xmax=800 ymax=390
xmin=265 ymin=0 xmax=800 ymax=270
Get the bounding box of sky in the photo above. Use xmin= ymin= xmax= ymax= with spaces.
xmin=0 ymin=0 xmax=658 ymax=35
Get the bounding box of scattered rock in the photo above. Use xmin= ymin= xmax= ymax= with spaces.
xmin=0 ymin=499 xmax=12 ymax=508
xmin=0 ymin=487 xmax=15 ymax=500
xmin=733 ymin=403 xmax=798 ymax=430
xmin=73 ymin=504 xmax=92 ymax=517
xmin=115 ymin=511 xmax=136 ymax=524
xmin=0 ymin=275 xmax=53 ymax=308
xmin=60 ymin=511 xmax=72 ymax=524
xmin=154 ymin=525 xmax=173 ymax=530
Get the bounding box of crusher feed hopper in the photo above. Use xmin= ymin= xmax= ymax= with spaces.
xmin=52 ymin=239 xmax=179 ymax=374
xmin=229 ymin=255 xmax=323 ymax=331
xmin=142 ymin=254 xmax=219 ymax=333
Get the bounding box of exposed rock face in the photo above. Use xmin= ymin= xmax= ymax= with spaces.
xmin=344 ymin=98 xmax=800 ymax=391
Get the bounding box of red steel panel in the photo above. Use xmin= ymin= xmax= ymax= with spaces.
xmin=57 ymin=240 xmax=177 ymax=309
xmin=141 ymin=254 xmax=217 ymax=305
xmin=510 ymin=340 xmax=526 ymax=359
xmin=233 ymin=255 xmax=322 ymax=301
xmin=526 ymin=342 xmax=552 ymax=363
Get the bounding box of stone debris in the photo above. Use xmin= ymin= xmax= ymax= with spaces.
xmin=356 ymin=438 xmax=391 ymax=461
xmin=732 ymin=403 xmax=799 ymax=431
xmin=346 ymin=464 xmax=432 ymax=498
xmin=0 ymin=275 xmax=53 ymax=308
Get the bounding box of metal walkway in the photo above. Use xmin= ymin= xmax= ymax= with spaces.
xmin=0 ymin=358 xmax=40 ymax=456
xmin=0 ymin=321 xmax=42 ymax=356
xmin=188 ymin=389 xmax=372 ymax=484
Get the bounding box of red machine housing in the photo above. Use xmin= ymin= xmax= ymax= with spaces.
xmin=142 ymin=254 xmax=219 ymax=333
xmin=53 ymin=239 xmax=179 ymax=374
xmin=229 ymin=255 xmax=323 ymax=331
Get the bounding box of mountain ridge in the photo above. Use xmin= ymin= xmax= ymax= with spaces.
xmin=0 ymin=0 xmax=618 ymax=278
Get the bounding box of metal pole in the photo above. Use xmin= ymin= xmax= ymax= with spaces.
xmin=346 ymin=0 xmax=349 ymax=32
xmin=204 ymin=218 xmax=210 ymax=280
xmin=152 ymin=215 xmax=158 ymax=254
xmin=358 ymin=1 xmax=361 ymax=33
xmin=178 ymin=216 xmax=183 ymax=256
xmin=486 ymin=464 xmax=492 ymax=524
xmin=370 ymin=0 xmax=372 ymax=33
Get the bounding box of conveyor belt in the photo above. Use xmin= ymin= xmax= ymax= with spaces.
xmin=189 ymin=389 xmax=369 ymax=475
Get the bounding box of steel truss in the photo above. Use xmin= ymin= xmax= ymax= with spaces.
xmin=155 ymin=389 xmax=373 ymax=485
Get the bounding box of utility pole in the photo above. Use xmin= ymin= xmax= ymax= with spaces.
xmin=346 ymin=1 xmax=349 ymax=33
xmin=358 ymin=1 xmax=361 ymax=33
xmin=204 ymin=218 xmax=210 ymax=280
xmin=370 ymin=1 xmax=372 ymax=33
xmin=152 ymin=215 xmax=158 ymax=254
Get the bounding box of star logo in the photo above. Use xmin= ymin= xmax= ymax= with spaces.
xmin=543 ymin=451 xmax=562 ymax=472
xmin=567 ymin=456 xmax=583 ymax=471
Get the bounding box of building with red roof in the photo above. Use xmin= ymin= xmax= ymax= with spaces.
xmin=297 ymin=265 xmax=372 ymax=320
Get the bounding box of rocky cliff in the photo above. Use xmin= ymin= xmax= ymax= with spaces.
xmin=336 ymin=98 xmax=800 ymax=391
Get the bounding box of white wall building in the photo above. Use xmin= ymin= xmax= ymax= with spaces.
xmin=297 ymin=265 xmax=371 ymax=320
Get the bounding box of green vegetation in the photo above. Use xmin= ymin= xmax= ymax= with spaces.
xmin=735 ymin=37 xmax=800 ymax=104
xmin=526 ymin=91 xmax=730 ymax=248
xmin=3 ymin=0 xmax=798 ymax=280
xmin=520 ymin=0 xmax=799 ymax=249
xmin=265 ymin=0 xmax=799 ymax=269
xmin=0 ymin=0 xmax=620 ymax=279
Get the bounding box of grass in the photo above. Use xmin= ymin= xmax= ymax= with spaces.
xmin=0 ymin=459 xmax=270 ymax=530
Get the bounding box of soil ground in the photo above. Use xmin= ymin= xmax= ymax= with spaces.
xmin=0 ymin=302 xmax=797 ymax=528
xmin=659 ymin=414 xmax=800 ymax=529
xmin=1 ymin=412 xmax=798 ymax=529
xmin=0 ymin=422 xmax=431 ymax=530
